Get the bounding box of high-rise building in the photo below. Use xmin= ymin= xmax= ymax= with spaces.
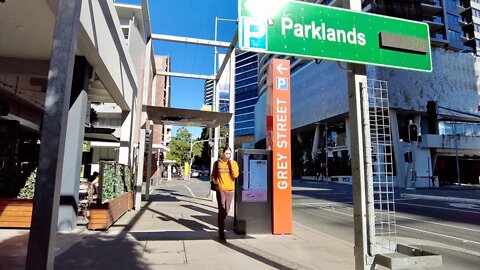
xmin=204 ymin=79 xmax=229 ymax=113
xmin=204 ymin=79 xmax=214 ymax=106
xmin=362 ymin=0 xmax=479 ymax=52
xmin=234 ymin=50 xmax=259 ymax=146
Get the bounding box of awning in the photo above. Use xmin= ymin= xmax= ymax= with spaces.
xmin=84 ymin=127 xmax=119 ymax=142
xmin=146 ymin=106 xmax=232 ymax=128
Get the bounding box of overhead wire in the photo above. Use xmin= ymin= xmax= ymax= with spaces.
xmin=0 ymin=79 xmax=45 ymax=107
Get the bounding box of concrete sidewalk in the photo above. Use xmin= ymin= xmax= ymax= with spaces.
xmin=0 ymin=179 xmax=355 ymax=269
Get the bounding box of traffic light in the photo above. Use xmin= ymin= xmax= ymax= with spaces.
xmin=408 ymin=124 xmax=418 ymax=142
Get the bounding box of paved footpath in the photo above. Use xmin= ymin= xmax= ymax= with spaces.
xmin=0 ymin=179 xmax=355 ymax=269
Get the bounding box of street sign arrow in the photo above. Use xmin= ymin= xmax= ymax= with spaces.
xmin=276 ymin=62 xmax=287 ymax=75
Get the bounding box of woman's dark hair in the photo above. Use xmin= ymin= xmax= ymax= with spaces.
xmin=223 ymin=146 xmax=232 ymax=153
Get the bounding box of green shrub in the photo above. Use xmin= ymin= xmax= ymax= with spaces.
xmin=17 ymin=169 xmax=37 ymax=199
xmin=101 ymin=163 xmax=116 ymax=203
xmin=124 ymin=166 xmax=133 ymax=192
xmin=100 ymin=162 xmax=133 ymax=203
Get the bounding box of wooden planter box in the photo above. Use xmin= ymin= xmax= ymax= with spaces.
xmin=0 ymin=198 xmax=33 ymax=228
xmin=88 ymin=191 xmax=133 ymax=230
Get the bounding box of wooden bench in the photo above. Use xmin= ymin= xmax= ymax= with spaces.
xmin=0 ymin=199 xmax=33 ymax=228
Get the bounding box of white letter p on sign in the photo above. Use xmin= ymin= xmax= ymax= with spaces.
xmin=241 ymin=17 xmax=267 ymax=50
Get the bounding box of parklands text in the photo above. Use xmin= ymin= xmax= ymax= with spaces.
xmin=281 ymin=17 xmax=366 ymax=46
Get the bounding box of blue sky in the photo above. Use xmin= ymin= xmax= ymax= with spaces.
xmin=118 ymin=0 xmax=238 ymax=138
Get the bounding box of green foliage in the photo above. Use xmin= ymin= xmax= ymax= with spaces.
xmin=124 ymin=166 xmax=133 ymax=192
xmin=101 ymin=163 xmax=117 ymax=203
xmin=17 ymin=169 xmax=37 ymax=199
xmin=100 ymin=162 xmax=133 ymax=203
xmin=115 ymin=163 xmax=124 ymax=197
xmin=166 ymin=127 xmax=203 ymax=165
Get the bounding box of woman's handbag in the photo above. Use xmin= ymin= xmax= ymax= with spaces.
xmin=210 ymin=181 xmax=217 ymax=191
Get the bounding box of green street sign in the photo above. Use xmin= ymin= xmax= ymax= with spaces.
xmin=238 ymin=0 xmax=432 ymax=72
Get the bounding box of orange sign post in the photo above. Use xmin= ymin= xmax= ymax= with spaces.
xmin=266 ymin=58 xmax=292 ymax=234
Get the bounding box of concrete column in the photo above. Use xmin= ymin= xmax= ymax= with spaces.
xmin=167 ymin=164 xmax=172 ymax=181
xmin=26 ymin=0 xmax=82 ymax=268
xmin=119 ymin=111 xmax=133 ymax=165
xmin=345 ymin=118 xmax=351 ymax=155
xmin=57 ymin=56 xmax=90 ymax=231
xmin=312 ymin=123 xmax=321 ymax=160
xmin=145 ymin=121 xmax=154 ymax=199
xmin=135 ymin=39 xmax=152 ymax=209
xmin=389 ymin=109 xmax=405 ymax=188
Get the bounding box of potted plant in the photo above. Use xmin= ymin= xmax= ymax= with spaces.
xmin=0 ymin=169 xmax=36 ymax=228
xmin=88 ymin=162 xmax=134 ymax=230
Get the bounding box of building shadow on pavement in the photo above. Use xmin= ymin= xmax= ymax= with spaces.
xmin=54 ymin=232 xmax=148 ymax=270
xmin=0 ymin=229 xmax=148 ymax=270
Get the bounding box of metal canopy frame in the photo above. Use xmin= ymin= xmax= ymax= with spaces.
xmin=152 ymin=32 xmax=238 ymax=83
xmin=146 ymin=106 xmax=232 ymax=128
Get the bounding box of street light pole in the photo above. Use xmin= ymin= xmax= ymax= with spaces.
xmin=325 ymin=123 xmax=329 ymax=180
xmin=212 ymin=17 xmax=237 ymax=171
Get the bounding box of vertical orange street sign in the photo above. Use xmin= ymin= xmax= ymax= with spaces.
xmin=266 ymin=58 xmax=292 ymax=234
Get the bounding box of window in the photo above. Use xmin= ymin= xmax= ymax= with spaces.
xmin=439 ymin=121 xmax=480 ymax=136
xmin=448 ymin=30 xmax=461 ymax=41
xmin=236 ymin=107 xmax=256 ymax=115
xmin=236 ymin=84 xmax=258 ymax=95
xmin=447 ymin=14 xmax=458 ymax=24
xmin=236 ymin=70 xmax=257 ymax=81
xmin=446 ymin=0 xmax=458 ymax=8
xmin=236 ymin=78 xmax=257 ymax=88
xmin=475 ymin=23 xmax=480 ymax=32
xmin=235 ymin=121 xmax=255 ymax=129
xmin=236 ymin=98 xmax=257 ymax=108
xmin=235 ymin=112 xmax=255 ymax=122
xmin=473 ymin=8 xmax=480 ymax=17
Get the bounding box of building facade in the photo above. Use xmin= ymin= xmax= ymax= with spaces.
xmin=0 ymin=0 xmax=169 ymax=231
xmin=254 ymin=0 xmax=480 ymax=187
xmin=234 ymin=50 xmax=259 ymax=147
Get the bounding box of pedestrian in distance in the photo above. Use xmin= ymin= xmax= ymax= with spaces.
xmin=210 ymin=146 xmax=239 ymax=242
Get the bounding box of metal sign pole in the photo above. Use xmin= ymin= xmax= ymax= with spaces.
xmin=346 ymin=2 xmax=371 ymax=269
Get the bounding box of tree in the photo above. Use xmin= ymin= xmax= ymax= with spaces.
xmin=166 ymin=127 xmax=203 ymax=166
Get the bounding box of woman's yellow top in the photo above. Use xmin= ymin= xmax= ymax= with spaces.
xmin=212 ymin=159 xmax=239 ymax=192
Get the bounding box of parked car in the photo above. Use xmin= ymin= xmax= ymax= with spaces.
xmin=191 ymin=170 xmax=200 ymax=178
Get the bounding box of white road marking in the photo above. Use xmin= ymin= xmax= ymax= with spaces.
xmin=449 ymin=203 xmax=480 ymax=211
xmin=184 ymin=185 xmax=195 ymax=198
xmin=396 ymin=224 xmax=480 ymax=246
xmin=397 ymin=202 xmax=480 ymax=215
xmin=297 ymin=201 xmax=480 ymax=233
xmin=395 ymin=214 xmax=480 ymax=233
xmin=300 ymin=203 xmax=480 ymax=245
